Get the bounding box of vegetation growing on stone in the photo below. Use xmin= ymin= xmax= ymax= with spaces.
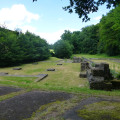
xmin=77 ymin=101 xmax=120 ymax=120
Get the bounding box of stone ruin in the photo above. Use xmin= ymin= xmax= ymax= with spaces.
xmin=47 ymin=68 xmax=55 ymax=71
xmin=13 ymin=68 xmax=22 ymax=70
xmin=87 ymin=63 xmax=113 ymax=90
xmin=79 ymin=58 xmax=114 ymax=90
xmin=73 ymin=57 xmax=82 ymax=63
xmin=57 ymin=63 xmax=62 ymax=65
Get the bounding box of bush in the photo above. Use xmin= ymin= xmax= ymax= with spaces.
xmin=54 ymin=40 xmax=73 ymax=59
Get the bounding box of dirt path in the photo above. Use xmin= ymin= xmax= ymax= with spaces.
xmin=0 ymin=86 xmax=21 ymax=96
xmin=63 ymin=96 xmax=120 ymax=120
xmin=0 ymin=86 xmax=120 ymax=120
xmin=0 ymin=90 xmax=72 ymax=120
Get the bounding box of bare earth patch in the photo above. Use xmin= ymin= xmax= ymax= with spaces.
xmin=0 ymin=86 xmax=21 ymax=96
xmin=0 ymin=90 xmax=72 ymax=120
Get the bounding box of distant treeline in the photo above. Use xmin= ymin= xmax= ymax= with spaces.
xmin=0 ymin=27 xmax=50 ymax=67
xmin=52 ymin=5 xmax=120 ymax=58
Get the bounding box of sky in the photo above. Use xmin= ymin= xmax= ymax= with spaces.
xmin=0 ymin=0 xmax=113 ymax=44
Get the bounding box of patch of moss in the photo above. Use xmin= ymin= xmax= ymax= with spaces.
xmin=25 ymin=95 xmax=83 ymax=120
xmin=77 ymin=101 xmax=120 ymax=120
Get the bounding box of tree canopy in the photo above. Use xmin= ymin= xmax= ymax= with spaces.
xmin=33 ymin=0 xmax=120 ymax=22
xmin=0 ymin=27 xmax=50 ymax=67
xmin=98 ymin=5 xmax=120 ymax=56
xmin=54 ymin=40 xmax=73 ymax=59
xmin=53 ymin=5 xmax=120 ymax=56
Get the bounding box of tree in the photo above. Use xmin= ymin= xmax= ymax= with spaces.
xmin=59 ymin=25 xmax=99 ymax=54
xmin=63 ymin=0 xmax=120 ymax=22
xmin=99 ymin=5 xmax=120 ymax=56
xmin=54 ymin=40 xmax=73 ymax=59
xmin=33 ymin=0 xmax=120 ymax=22
xmin=0 ymin=27 xmax=50 ymax=67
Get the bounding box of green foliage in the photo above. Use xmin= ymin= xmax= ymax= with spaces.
xmin=54 ymin=40 xmax=73 ymax=58
xmin=78 ymin=24 xmax=99 ymax=54
xmin=99 ymin=5 xmax=120 ymax=56
xmin=57 ymin=25 xmax=99 ymax=55
xmin=0 ymin=27 xmax=50 ymax=67
xmin=77 ymin=101 xmax=120 ymax=120
xmin=63 ymin=0 xmax=120 ymax=22
xmin=55 ymin=5 xmax=120 ymax=57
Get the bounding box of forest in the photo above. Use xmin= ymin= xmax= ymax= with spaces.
xmin=0 ymin=5 xmax=120 ymax=66
xmin=53 ymin=5 xmax=120 ymax=58
xmin=0 ymin=27 xmax=50 ymax=67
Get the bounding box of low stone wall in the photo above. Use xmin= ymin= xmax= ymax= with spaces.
xmin=73 ymin=57 xmax=82 ymax=63
xmin=80 ymin=58 xmax=114 ymax=90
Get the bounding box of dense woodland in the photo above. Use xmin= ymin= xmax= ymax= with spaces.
xmin=53 ymin=5 xmax=120 ymax=58
xmin=0 ymin=28 xmax=50 ymax=67
xmin=0 ymin=5 xmax=120 ymax=66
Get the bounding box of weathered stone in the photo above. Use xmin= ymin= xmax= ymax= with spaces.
xmin=79 ymin=72 xmax=87 ymax=78
xmin=0 ymin=72 xmax=8 ymax=75
xmin=35 ymin=74 xmax=48 ymax=82
xmin=88 ymin=75 xmax=104 ymax=83
xmin=73 ymin=57 xmax=82 ymax=63
xmin=80 ymin=59 xmax=114 ymax=90
xmin=57 ymin=64 xmax=62 ymax=65
xmin=89 ymin=81 xmax=112 ymax=90
xmin=47 ymin=69 xmax=55 ymax=71
xmin=81 ymin=62 xmax=89 ymax=71
xmin=91 ymin=68 xmax=104 ymax=77
xmin=13 ymin=68 xmax=22 ymax=70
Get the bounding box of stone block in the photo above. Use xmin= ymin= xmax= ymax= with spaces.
xmin=81 ymin=62 xmax=89 ymax=71
xmin=88 ymin=75 xmax=104 ymax=83
xmin=13 ymin=68 xmax=22 ymax=70
xmin=57 ymin=64 xmax=62 ymax=65
xmin=91 ymin=68 xmax=104 ymax=77
xmin=89 ymin=82 xmax=112 ymax=90
xmin=79 ymin=72 xmax=87 ymax=78
xmin=47 ymin=69 xmax=55 ymax=71
xmin=73 ymin=57 xmax=82 ymax=63
xmin=35 ymin=74 xmax=48 ymax=82
xmin=0 ymin=72 xmax=8 ymax=75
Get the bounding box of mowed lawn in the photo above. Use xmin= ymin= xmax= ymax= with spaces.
xmin=0 ymin=57 xmax=88 ymax=93
xmin=0 ymin=56 xmax=120 ymax=96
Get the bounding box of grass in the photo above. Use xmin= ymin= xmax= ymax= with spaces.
xmin=0 ymin=57 xmax=120 ymax=96
xmin=77 ymin=101 xmax=120 ymax=120
xmin=92 ymin=59 xmax=120 ymax=73
xmin=0 ymin=89 xmax=27 ymax=101
xmin=73 ymin=54 xmax=120 ymax=59
xmin=0 ymin=55 xmax=120 ymax=120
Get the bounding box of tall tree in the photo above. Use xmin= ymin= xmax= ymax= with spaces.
xmin=54 ymin=40 xmax=73 ymax=58
xmin=99 ymin=5 xmax=120 ymax=56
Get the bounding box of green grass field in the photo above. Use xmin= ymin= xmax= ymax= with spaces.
xmin=73 ymin=54 xmax=120 ymax=59
xmin=0 ymin=56 xmax=120 ymax=96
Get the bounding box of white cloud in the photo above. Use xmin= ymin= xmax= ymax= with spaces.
xmin=37 ymin=30 xmax=63 ymax=44
xmin=94 ymin=16 xmax=102 ymax=21
xmin=0 ymin=4 xmax=40 ymax=30
xmin=37 ymin=28 xmax=78 ymax=44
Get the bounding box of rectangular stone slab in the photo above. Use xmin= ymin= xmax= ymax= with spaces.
xmin=13 ymin=68 xmax=22 ymax=70
xmin=47 ymin=69 xmax=55 ymax=71
xmin=57 ymin=64 xmax=62 ymax=65
xmin=35 ymin=74 xmax=48 ymax=82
